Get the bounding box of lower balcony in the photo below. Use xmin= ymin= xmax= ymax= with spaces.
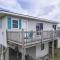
xmin=6 ymin=30 xmax=60 ymax=46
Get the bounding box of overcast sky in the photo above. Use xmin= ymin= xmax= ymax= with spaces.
xmin=0 ymin=0 xmax=60 ymax=22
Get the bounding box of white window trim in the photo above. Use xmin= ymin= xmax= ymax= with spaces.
xmin=12 ymin=20 xmax=19 ymax=29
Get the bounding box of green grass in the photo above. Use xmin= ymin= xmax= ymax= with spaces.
xmin=50 ymin=50 xmax=60 ymax=60
xmin=54 ymin=52 xmax=60 ymax=60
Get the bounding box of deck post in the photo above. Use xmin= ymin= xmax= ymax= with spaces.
xmin=22 ymin=29 xmax=25 ymax=60
xmin=5 ymin=30 xmax=9 ymax=60
xmin=52 ymin=31 xmax=54 ymax=60
xmin=1 ymin=45 xmax=3 ymax=60
xmin=6 ymin=47 xmax=9 ymax=60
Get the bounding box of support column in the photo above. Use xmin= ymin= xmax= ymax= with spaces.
xmin=22 ymin=47 xmax=26 ymax=60
xmin=5 ymin=47 xmax=9 ymax=60
xmin=1 ymin=46 xmax=4 ymax=60
xmin=22 ymin=29 xmax=25 ymax=60
xmin=52 ymin=31 xmax=54 ymax=60
xmin=52 ymin=40 xmax=54 ymax=60
xmin=48 ymin=42 xmax=50 ymax=60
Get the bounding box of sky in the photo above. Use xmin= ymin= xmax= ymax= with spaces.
xmin=0 ymin=0 xmax=60 ymax=23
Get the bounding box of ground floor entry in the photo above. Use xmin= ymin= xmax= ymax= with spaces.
xmin=9 ymin=47 xmax=34 ymax=60
xmin=9 ymin=48 xmax=22 ymax=60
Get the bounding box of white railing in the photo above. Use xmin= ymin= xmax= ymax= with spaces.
xmin=6 ymin=30 xmax=60 ymax=44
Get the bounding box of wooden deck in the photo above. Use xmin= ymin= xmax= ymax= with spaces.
xmin=6 ymin=30 xmax=60 ymax=46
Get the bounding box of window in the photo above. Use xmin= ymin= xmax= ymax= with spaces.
xmin=41 ymin=44 xmax=44 ymax=50
xmin=36 ymin=23 xmax=43 ymax=35
xmin=53 ymin=25 xmax=56 ymax=30
xmin=36 ymin=23 xmax=43 ymax=31
xmin=13 ymin=20 xmax=18 ymax=28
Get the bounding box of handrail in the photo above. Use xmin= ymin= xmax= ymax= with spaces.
xmin=6 ymin=30 xmax=60 ymax=44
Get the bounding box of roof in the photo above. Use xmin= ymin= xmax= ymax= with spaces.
xmin=0 ymin=9 xmax=59 ymax=24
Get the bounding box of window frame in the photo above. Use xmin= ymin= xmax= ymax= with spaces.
xmin=12 ymin=20 xmax=18 ymax=28
xmin=36 ymin=23 xmax=43 ymax=35
xmin=52 ymin=25 xmax=56 ymax=30
xmin=36 ymin=23 xmax=43 ymax=31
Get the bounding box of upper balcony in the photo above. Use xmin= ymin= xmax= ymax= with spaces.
xmin=6 ymin=30 xmax=60 ymax=47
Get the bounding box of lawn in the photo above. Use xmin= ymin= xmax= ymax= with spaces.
xmin=50 ymin=50 xmax=60 ymax=60
xmin=54 ymin=52 xmax=60 ymax=60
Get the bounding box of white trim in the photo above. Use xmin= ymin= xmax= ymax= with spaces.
xmin=0 ymin=11 xmax=59 ymax=24
xmin=12 ymin=20 xmax=19 ymax=29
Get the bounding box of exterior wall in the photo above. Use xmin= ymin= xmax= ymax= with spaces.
xmin=2 ymin=16 xmax=7 ymax=31
xmin=27 ymin=20 xmax=55 ymax=31
xmin=0 ymin=15 xmax=58 ymax=60
xmin=2 ymin=16 xmax=7 ymax=47
xmin=0 ymin=18 xmax=3 ymax=46
xmin=0 ymin=16 xmax=7 ymax=47
xmin=0 ymin=15 xmax=57 ymax=32
xmin=36 ymin=42 xmax=48 ymax=58
xmin=5 ymin=16 xmax=56 ymax=59
xmin=5 ymin=16 xmax=57 ymax=31
xmin=43 ymin=22 xmax=53 ymax=31
xmin=26 ymin=46 xmax=36 ymax=59
xmin=57 ymin=38 xmax=60 ymax=48
xmin=0 ymin=16 xmax=8 ymax=60
xmin=7 ymin=16 xmax=28 ymax=31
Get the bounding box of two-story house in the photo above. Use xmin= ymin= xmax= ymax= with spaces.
xmin=0 ymin=9 xmax=59 ymax=60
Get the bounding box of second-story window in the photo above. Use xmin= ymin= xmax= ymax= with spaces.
xmin=36 ymin=23 xmax=43 ymax=31
xmin=53 ymin=25 xmax=56 ymax=30
xmin=36 ymin=23 xmax=43 ymax=35
xmin=13 ymin=20 xmax=18 ymax=28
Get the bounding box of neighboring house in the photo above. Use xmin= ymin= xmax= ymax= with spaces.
xmin=0 ymin=9 xmax=60 ymax=60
